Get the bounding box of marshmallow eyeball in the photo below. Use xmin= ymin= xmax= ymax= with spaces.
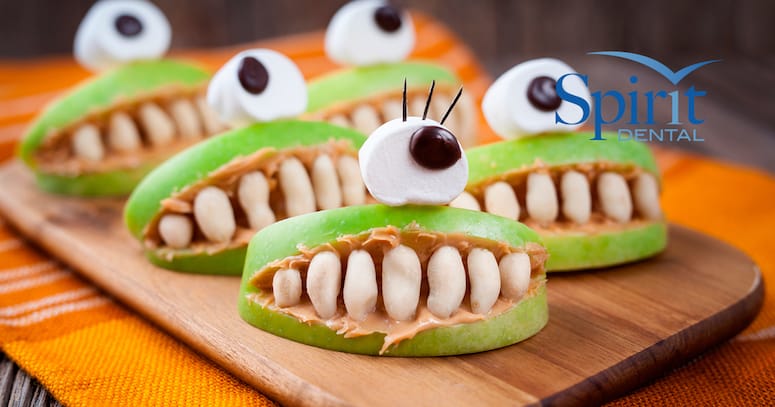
xmin=74 ymin=0 xmax=171 ymax=72
xmin=325 ymin=0 xmax=415 ymax=66
xmin=207 ymin=49 xmax=308 ymax=127
xmin=482 ymin=58 xmax=591 ymax=139
xmin=359 ymin=117 xmax=467 ymax=206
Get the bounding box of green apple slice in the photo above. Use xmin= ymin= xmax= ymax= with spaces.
xmin=305 ymin=61 xmax=477 ymax=147
xmin=18 ymin=59 xmax=224 ymax=196
xmin=239 ymin=205 xmax=548 ymax=356
xmin=462 ymin=132 xmax=667 ymax=271
xmin=124 ymin=120 xmax=368 ymax=275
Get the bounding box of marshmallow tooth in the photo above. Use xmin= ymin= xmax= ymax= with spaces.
xmin=168 ymin=99 xmax=203 ymax=139
xmin=195 ymin=96 xmax=226 ymax=135
xmin=107 ymin=112 xmax=141 ymax=152
xmin=410 ymin=96 xmax=426 ymax=118
xmin=633 ymin=173 xmax=662 ymax=220
xmin=467 ymin=248 xmax=501 ymax=314
xmin=560 ymin=171 xmax=591 ymax=224
xmin=306 ymin=252 xmax=342 ymax=319
xmin=431 ymin=94 xmax=452 ymax=127
xmin=382 ymin=245 xmax=421 ymax=321
xmin=350 ymin=105 xmax=381 ymax=135
xmin=238 ymin=171 xmax=276 ymax=230
xmin=484 ymin=181 xmax=520 ymax=220
xmin=312 ymin=155 xmax=343 ymax=210
xmin=427 ymin=246 xmax=466 ymax=319
xmin=158 ymin=214 xmax=193 ymax=249
xmin=279 ymin=157 xmax=316 ymax=217
xmin=449 ymin=191 xmax=481 ymax=211
xmin=381 ymin=100 xmax=403 ymax=121
xmin=273 ymin=268 xmax=302 ymax=307
xmin=431 ymin=93 xmax=462 ymax=137
xmin=328 ymin=114 xmax=351 ymax=128
xmin=498 ymin=252 xmax=531 ymax=300
xmin=193 ymin=186 xmax=236 ymax=243
xmin=454 ymin=94 xmax=476 ymax=147
xmin=337 ymin=156 xmax=366 ymax=206
xmin=71 ymin=124 xmax=104 ymax=161
xmin=343 ymin=250 xmax=378 ymax=321
xmin=526 ymin=173 xmax=558 ymax=224
xmin=598 ymin=172 xmax=633 ymax=223
xmin=138 ymin=102 xmax=176 ymax=146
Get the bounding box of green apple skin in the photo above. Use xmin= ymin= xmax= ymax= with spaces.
xmin=306 ymin=61 xmax=459 ymax=114
xmin=465 ymin=132 xmax=667 ymax=271
xmin=18 ymin=60 xmax=211 ymax=196
xmin=34 ymin=161 xmax=164 ymax=197
xmin=543 ymin=222 xmax=667 ymax=271
xmin=124 ymin=120 xmax=367 ymax=275
xmin=239 ymin=205 xmax=548 ymax=356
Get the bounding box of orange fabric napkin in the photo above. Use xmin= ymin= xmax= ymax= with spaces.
xmin=0 ymin=13 xmax=773 ymax=406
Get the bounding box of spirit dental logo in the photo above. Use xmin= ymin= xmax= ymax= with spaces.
xmin=555 ymin=51 xmax=720 ymax=142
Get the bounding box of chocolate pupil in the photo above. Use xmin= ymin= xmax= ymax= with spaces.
xmin=115 ymin=14 xmax=143 ymax=37
xmin=238 ymin=57 xmax=270 ymax=95
xmin=527 ymin=76 xmax=562 ymax=112
xmin=409 ymin=126 xmax=461 ymax=170
xmin=374 ymin=5 xmax=402 ymax=33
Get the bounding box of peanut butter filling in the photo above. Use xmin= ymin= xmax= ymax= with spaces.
xmin=144 ymin=139 xmax=372 ymax=258
xmin=461 ymin=160 xmax=663 ymax=233
xmin=35 ymin=84 xmax=224 ymax=175
xmin=303 ymin=84 xmax=476 ymax=147
xmin=247 ymin=225 xmax=547 ymax=354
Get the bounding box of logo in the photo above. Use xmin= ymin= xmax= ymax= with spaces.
xmin=555 ymin=51 xmax=720 ymax=142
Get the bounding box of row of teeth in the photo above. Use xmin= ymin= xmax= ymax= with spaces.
xmin=157 ymin=154 xmax=366 ymax=249
xmin=272 ymin=245 xmax=534 ymax=321
xmin=319 ymin=91 xmax=472 ymax=145
xmin=450 ymin=171 xmax=661 ymax=225
xmin=67 ymin=96 xmax=226 ymax=161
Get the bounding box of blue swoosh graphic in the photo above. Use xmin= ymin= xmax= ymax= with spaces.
xmin=588 ymin=51 xmax=720 ymax=85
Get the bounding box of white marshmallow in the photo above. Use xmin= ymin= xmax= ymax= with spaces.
xmin=358 ymin=117 xmax=468 ymax=206
xmin=207 ymin=49 xmax=307 ymax=126
xmin=74 ymin=0 xmax=171 ymax=72
xmin=482 ymin=58 xmax=591 ymax=139
xmin=325 ymin=0 xmax=415 ymax=66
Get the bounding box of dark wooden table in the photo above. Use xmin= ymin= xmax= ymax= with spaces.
xmin=1 ymin=54 xmax=772 ymax=406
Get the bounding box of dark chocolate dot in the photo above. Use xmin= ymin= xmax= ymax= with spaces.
xmin=374 ymin=5 xmax=402 ymax=33
xmin=115 ymin=14 xmax=143 ymax=37
xmin=527 ymin=76 xmax=562 ymax=112
xmin=409 ymin=126 xmax=461 ymax=170
xmin=238 ymin=57 xmax=269 ymax=95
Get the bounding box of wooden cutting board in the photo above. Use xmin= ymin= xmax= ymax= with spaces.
xmin=0 ymin=160 xmax=763 ymax=407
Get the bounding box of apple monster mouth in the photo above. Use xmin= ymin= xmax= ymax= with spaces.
xmin=305 ymin=62 xmax=478 ymax=147
xmin=452 ymin=161 xmax=662 ymax=231
xmin=143 ymin=138 xmax=371 ymax=257
xmin=304 ymin=82 xmax=476 ymax=147
xmin=33 ymin=84 xmax=225 ymax=177
xmin=461 ymin=132 xmax=667 ymax=271
xmin=240 ymin=205 xmax=548 ymax=355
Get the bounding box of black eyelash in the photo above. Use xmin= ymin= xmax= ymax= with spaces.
xmin=440 ymin=86 xmax=463 ymax=125
xmin=402 ymin=78 xmax=407 ymax=122
xmin=422 ymin=80 xmax=435 ymax=120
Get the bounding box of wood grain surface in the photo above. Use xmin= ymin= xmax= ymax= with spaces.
xmin=0 ymin=160 xmax=763 ymax=407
